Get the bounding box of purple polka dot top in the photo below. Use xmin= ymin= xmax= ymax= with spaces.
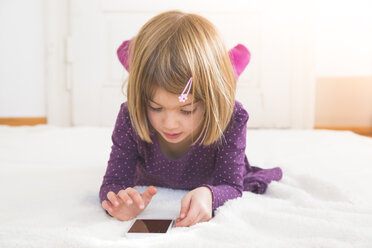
xmin=99 ymin=100 xmax=283 ymax=214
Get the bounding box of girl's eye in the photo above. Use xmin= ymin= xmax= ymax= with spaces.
xmin=181 ymin=108 xmax=197 ymax=115
xmin=149 ymin=106 xmax=162 ymax=112
xmin=149 ymin=106 xmax=196 ymax=115
xmin=181 ymin=110 xmax=192 ymax=115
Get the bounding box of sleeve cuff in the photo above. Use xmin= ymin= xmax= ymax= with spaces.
xmin=200 ymin=184 xmax=243 ymax=214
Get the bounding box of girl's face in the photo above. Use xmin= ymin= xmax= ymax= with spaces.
xmin=147 ymin=86 xmax=205 ymax=145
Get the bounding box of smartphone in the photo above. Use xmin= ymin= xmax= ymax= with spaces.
xmin=125 ymin=219 xmax=175 ymax=238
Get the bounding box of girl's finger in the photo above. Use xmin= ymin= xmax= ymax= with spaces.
xmin=176 ymin=211 xmax=197 ymax=227
xmin=178 ymin=194 xmax=192 ymax=220
xmin=143 ymin=186 xmax=157 ymax=197
xmin=190 ymin=213 xmax=204 ymax=227
xmin=126 ymin=188 xmax=145 ymax=209
xmin=107 ymin=191 xmax=120 ymax=207
xmin=141 ymin=186 xmax=157 ymax=203
xmin=176 ymin=202 xmax=199 ymax=227
xmin=117 ymin=190 xmax=133 ymax=205
xmin=102 ymin=200 xmax=113 ymax=212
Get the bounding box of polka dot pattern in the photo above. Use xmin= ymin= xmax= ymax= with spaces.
xmin=99 ymin=100 xmax=283 ymax=215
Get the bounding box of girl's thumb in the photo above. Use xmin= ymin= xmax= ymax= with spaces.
xmin=142 ymin=186 xmax=157 ymax=201
xmin=179 ymin=196 xmax=191 ymax=219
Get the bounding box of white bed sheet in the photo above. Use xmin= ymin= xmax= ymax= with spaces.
xmin=0 ymin=125 xmax=371 ymax=248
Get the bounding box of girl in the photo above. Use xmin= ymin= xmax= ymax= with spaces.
xmin=99 ymin=10 xmax=283 ymax=228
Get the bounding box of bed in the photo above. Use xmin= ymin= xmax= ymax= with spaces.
xmin=0 ymin=125 xmax=371 ymax=248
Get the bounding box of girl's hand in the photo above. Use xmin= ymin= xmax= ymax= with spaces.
xmin=101 ymin=186 xmax=157 ymax=221
xmin=175 ymin=186 xmax=213 ymax=227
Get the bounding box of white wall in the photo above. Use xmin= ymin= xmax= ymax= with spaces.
xmin=0 ymin=0 xmax=371 ymax=118
xmin=314 ymin=0 xmax=372 ymax=128
xmin=0 ymin=0 xmax=45 ymax=117
xmin=316 ymin=0 xmax=372 ymax=76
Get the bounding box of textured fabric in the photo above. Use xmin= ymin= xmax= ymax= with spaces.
xmin=116 ymin=38 xmax=251 ymax=80
xmin=99 ymin=100 xmax=283 ymax=215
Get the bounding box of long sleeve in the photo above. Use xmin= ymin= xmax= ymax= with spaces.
xmin=200 ymin=102 xmax=249 ymax=213
xmin=202 ymin=102 xmax=283 ymax=215
xmin=99 ymin=102 xmax=139 ymax=204
xmin=242 ymin=158 xmax=283 ymax=194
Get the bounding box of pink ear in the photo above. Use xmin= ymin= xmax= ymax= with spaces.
xmin=228 ymin=44 xmax=251 ymax=80
xmin=117 ymin=38 xmax=134 ymax=72
xmin=117 ymin=38 xmax=251 ymax=80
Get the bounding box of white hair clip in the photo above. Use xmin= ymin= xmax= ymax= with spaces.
xmin=178 ymin=77 xmax=193 ymax=102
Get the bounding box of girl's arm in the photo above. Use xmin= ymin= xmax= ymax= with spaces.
xmin=200 ymin=102 xmax=247 ymax=215
xmin=99 ymin=102 xmax=139 ymax=205
xmin=201 ymin=101 xmax=282 ymax=215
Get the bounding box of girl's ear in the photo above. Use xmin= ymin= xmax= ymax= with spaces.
xmin=228 ymin=44 xmax=251 ymax=80
xmin=117 ymin=37 xmax=251 ymax=80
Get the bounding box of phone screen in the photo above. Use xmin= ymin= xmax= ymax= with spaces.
xmin=127 ymin=219 xmax=173 ymax=233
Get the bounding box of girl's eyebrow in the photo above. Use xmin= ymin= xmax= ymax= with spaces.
xmin=150 ymin=100 xmax=200 ymax=107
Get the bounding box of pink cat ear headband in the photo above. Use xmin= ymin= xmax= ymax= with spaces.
xmin=117 ymin=38 xmax=251 ymax=102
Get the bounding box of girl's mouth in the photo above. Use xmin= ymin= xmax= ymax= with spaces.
xmin=164 ymin=132 xmax=182 ymax=139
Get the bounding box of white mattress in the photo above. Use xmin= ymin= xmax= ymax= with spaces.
xmin=0 ymin=125 xmax=371 ymax=248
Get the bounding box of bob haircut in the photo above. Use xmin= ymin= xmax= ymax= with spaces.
xmin=123 ymin=10 xmax=237 ymax=147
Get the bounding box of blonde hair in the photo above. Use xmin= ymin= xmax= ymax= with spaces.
xmin=123 ymin=10 xmax=237 ymax=147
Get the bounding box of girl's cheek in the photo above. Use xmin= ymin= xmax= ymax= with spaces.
xmin=147 ymin=112 xmax=159 ymax=127
xmin=187 ymin=115 xmax=201 ymax=128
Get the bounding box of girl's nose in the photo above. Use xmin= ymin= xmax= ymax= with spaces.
xmin=162 ymin=112 xmax=179 ymax=129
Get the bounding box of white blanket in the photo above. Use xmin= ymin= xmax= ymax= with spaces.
xmin=0 ymin=125 xmax=371 ymax=248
